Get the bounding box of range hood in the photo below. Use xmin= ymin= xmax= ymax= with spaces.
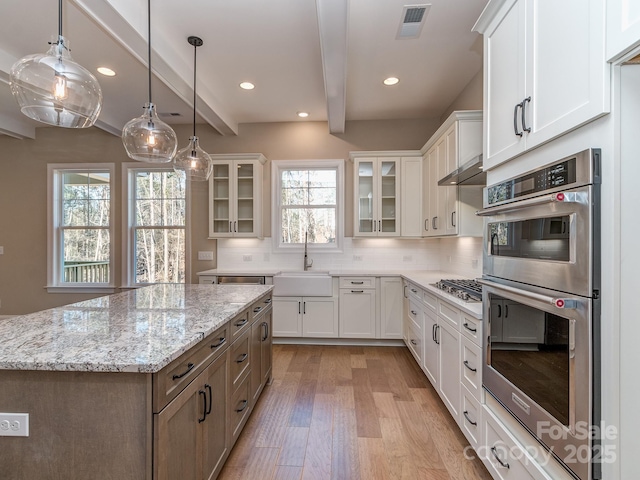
xmin=437 ymin=154 xmax=485 ymax=186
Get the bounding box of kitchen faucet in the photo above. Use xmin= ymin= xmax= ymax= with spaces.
xmin=304 ymin=231 xmax=313 ymax=271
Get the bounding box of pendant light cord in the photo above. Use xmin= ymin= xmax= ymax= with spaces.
xmin=147 ymin=0 xmax=152 ymax=104
xmin=58 ymin=0 xmax=63 ymax=38
xmin=193 ymin=42 xmax=197 ymax=137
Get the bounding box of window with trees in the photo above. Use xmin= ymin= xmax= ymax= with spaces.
xmin=47 ymin=164 xmax=115 ymax=292
xmin=272 ymin=160 xmax=343 ymax=251
xmin=123 ymin=165 xmax=187 ymax=286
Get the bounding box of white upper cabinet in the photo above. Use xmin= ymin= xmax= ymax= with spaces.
xmin=208 ymin=154 xmax=266 ymax=238
xmin=400 ymin=157 xmax=423 ymax=237
xmin=421 ymin=111 xmax=483 ymax=238
xmin=607 ymin=0 xmax=640 ymax=61
xmin=475 ymin=0 xmax=610 ymax=170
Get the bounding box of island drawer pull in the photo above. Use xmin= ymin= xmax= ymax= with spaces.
xmin=351 ymin=281 xmax=364 ymax=285
xmin=211 ymin=337 xmax=226 ymax=349
xmin=172 ymin=362 xmax=195 ymax=380
xmin=463 ymin=410 xmax=477 ymax=426
xmin=351 ymin=290 xmax=364 ymax=293
xmin=463 ymin=323 xmax=477 ymax=333
xmin=261 ymin=322 xmax=269 ymax=342
xmin=253 ymin=306 xmax=263 ymax=313
xmin=236 ymin=353 xmax=248 ymax=364
xmin=234 ymin=318 xmax=248 ymax=327
xmin=463 ymin=360 xmax=477 ymax=372
xmin=235 ymin=399 xmax=248 ymax=413
xmin=198 ymin=390 xmax=207 ymax=423
xmin=264 ymin=298 xmax=272 ymax=304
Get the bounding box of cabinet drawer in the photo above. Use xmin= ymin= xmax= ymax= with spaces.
xmin=461 ymin=386 xmax=482 ymax=450
xmin=483 ymin=410 xmax=538 ymax=480
xmin=199 ymin=275 xmax=217 ymax=284
xmin=407 ymin=283 xmax=422 ymax=301
xmin=461 ymin=313 xmax=482 ymax=347
xmin=408 ymin=300 xmax=421 ymax=332
xmin=230 ymin=329 xmax=251 ymax=391
xmin=406 ymin=320 xmax=422 ymax=364
xmin=461 ymin=336 xmax=482 ymax=402
xmin=230 ymin=373 xmax=252 ymax=445
xmin=251 ymin=294 xmax=272 ymax=320
xmin=422 ymin=290 xmax=437 ymax=313
xmin=339 ymin=276 xmax=375 ymax=289
xmin=153 ymin=324 xmax=228 ymax=412
xmin=230 ymin=310 xmax=250 ymax=339
xmin=438 ymin=299 xmax=461 ymax=329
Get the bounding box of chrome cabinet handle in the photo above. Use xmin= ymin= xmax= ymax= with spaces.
xmin=463 ymin=323 xmax=477 ymax=333
xmin=522 ymin=96 xmax=531 ymax=133
xmin=463 ymin=410 xmax=477 ymax=426
xmin=463 ymin=360 xmax=477 ymax=372
xmin=491 ymin=446 xmax=510 ymax=469
xmin=513 ymin=102 xmax=523 ymax=137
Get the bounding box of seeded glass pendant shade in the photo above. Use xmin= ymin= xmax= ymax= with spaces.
xmin=9 ymin=1 xmax=102 ymax=128
xmin=173 ymin=36 xmax=212 ymax=181
xmin=122 ymin=0 xmax=177 ymax=163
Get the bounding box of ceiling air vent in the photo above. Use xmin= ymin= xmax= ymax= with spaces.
xmin=396 ymin=4 xmax=431 ymax=39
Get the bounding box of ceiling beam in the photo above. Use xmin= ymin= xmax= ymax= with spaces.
xmin=71 ymin=0 xmax=239 ymax=136
xmin=316 ymin=0 xmax=348 ymax=134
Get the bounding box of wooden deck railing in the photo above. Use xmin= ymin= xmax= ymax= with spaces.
xmin=64 ymin=261 xmax=109 ymax=283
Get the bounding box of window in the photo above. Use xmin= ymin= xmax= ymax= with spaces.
xmin=47 ymin=164 xmax=115 ymax=293
xmin=123 ymin=165 xmax=187 ymax=286
xmin=272 ymin=160 xmax=343 ymax=250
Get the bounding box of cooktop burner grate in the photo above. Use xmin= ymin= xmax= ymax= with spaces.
xmin=433 ymin=279 xmax=483 ymax=302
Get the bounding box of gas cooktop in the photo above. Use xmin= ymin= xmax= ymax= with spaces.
xmin=433 ymin=279 xmax=482 ymax=302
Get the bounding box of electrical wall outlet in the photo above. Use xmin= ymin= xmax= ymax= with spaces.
xmin=0 ymin=246 xmax=4 ymax=254
xmin=243 ymin=254 xmax=252 ymax=262
xmin=197 ymin=251 xmax=214 ymax=261
xmin=0 ymin=413 xmax=29 ymax=437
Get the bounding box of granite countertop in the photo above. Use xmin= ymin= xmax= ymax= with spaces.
xmin=0 ymin=284 xmax=273 ymax=374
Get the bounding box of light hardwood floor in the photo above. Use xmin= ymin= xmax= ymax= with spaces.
xmin=218 ymin=344 xmax=492 ymax=480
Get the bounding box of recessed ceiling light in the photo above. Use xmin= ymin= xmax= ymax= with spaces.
xmin=297 ymin=112 xmax=309 ymax=118
xmin=239 ymin=82 xmax=255 ymax=90
xmin=97 ymin=67 xmax=116 ymax=77
xmin=383 ymin=77 xmax=400 ymax=86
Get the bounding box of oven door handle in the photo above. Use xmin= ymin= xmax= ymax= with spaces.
xmin=475 ymin=192 xmax=580 ymax=216
xmin=477 ymin=278 xmax=579 ymax=309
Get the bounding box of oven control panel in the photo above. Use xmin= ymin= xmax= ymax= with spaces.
xmin=487 ymin=158 xmax=577 ymax=206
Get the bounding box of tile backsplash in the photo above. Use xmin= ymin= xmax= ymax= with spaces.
xmin=216 ymin=236 xmax=483 ymax=276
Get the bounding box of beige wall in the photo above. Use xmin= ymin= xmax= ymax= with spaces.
xmin=440 ymin=70 xmax=483 ymax=123
xmin=0 ymin=117 xmax=440 ymax=315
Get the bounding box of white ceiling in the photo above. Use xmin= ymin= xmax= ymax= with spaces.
xmin=0 ymin=0 xmax=487 ymax=139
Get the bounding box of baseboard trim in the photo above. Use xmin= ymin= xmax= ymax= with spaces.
xmin=273 ymin=337 xmax=405 ymax=347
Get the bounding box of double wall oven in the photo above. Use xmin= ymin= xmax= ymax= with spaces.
xmin=477 ymin=149 xmax=601 ymax=480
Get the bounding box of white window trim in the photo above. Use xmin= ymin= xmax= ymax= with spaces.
xmin=271 ymin=159 xmax=344 ymax=252
xmin=121 ymin=163 xmax=192 ymax=288
xmin=47 ymin=163 xmax=116 ymax=294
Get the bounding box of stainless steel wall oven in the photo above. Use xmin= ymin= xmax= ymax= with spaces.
xmin=477 ymin=149 xmax=601 ymax=480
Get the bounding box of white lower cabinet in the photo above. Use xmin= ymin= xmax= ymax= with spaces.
xmin=461 ymin=385 xmax=482 ymax=450
xmin=438 ymin=319 xmax=461 ymax=421
xmin=380 ymin=277 xmax=403 ymax=339
xmin=422 ymin=308 xmax=439 ymax=387
xmin=339 ymin=288 xmax=376 ymax=338
xmin=461 ymin=335 xmax=482 ymax=402
xmin=272 ymin=296 xmax=338 ymax=338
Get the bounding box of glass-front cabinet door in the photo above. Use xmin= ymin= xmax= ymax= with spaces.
xmin=353 ymin=157 xmax=399 ymax=237
xmin=208 ymin=154 xmax=265 ymax=238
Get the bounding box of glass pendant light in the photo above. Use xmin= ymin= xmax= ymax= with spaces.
xmin=173 ymin=36 xmax=212 ymax=181
xmin=9 ymin=0 xmax=102 ymax=128
xmin=121 ymin=0 xmax=177 ymax=163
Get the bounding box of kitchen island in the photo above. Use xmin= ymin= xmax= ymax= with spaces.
xmin=0 ymin=283 xmax=273 ymax=480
